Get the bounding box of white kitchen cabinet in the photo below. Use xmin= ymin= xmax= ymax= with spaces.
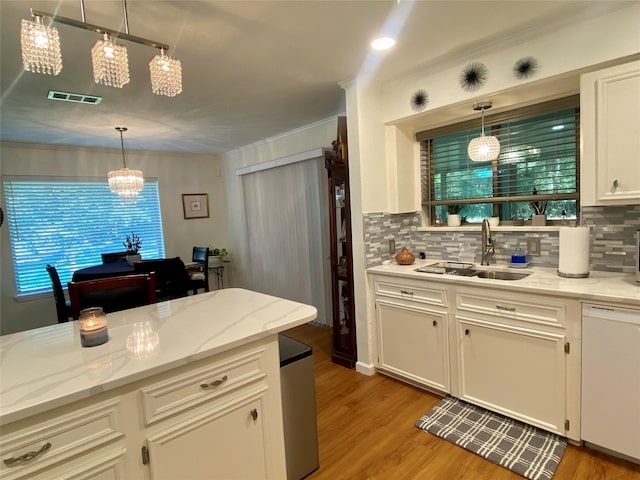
xmin=457 ymin=317 xmax=566 ymax=434
xmin=1 ymin=337 xmax=286 ymax=480
xmin=376 ymin=302 xmax=450 ymax=392
xmin=369 ymin=272 xmax=582 ymax=441
xmin=454 ymin=286 xmax=582 ymax=440
xmin=373 ymin=276 xmax=450 ymax=392
xmin=581 ymin=60 xmax=640 ymax=205
xmin=0 ymin=398 xmax=127 ymax=480
xmin=146 ymin=393 xmax=267 ymax=480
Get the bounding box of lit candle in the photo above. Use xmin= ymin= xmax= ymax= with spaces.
xmin=79 ymin=307 xmax=109 ymax=347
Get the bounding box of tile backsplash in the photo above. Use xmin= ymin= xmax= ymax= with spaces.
xmin=363 ymin=205 xmax=639 ymax=273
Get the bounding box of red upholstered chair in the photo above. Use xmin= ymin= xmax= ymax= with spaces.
xmin=67 ymin=273 xmax=156 ymax=320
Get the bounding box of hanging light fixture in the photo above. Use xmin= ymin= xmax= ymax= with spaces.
xmin=468 ymin=102 xmax=501 ymax=162
xmin=20 ymin=12 xmax=62 ymax=75
xmin=92 ymin=33 xmax=130 ymax=88
xmin=108 ymin=127 xmax=143 ymax=204
xmin=149 ymin=48 xmax=182 ymax=97
xmin=20 ymin=1 xmax=182 ymax=96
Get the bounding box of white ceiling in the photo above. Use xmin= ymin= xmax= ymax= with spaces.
xmin=0 ymin=1 xmax=632 ymax=154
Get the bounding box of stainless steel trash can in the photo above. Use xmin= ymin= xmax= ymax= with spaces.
xmin=278 ymin=334 xmax=320 ymax=480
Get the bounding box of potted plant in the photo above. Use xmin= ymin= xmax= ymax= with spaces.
xmin=530 ymin=188 xmax=547 ymax=226
xmin=447 ymin=205 xmax=462 ymax=227
xmin=123 ymin=232 xmax=142 ymax=264
xmin=210 ymin=247 xmax=230 ymax=266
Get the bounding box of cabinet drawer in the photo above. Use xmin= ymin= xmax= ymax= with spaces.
xmin=141 ymin=346 xmax=267 ymax=425
xmin=456 ymin=288 xmax=569 ymax=327
xmin=0 ymin=398 xmax=124 ymax=480
xmin=375 ymin=279 xmax=447 ymax=307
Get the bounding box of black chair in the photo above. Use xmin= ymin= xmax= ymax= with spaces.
xmin=67 ymin=273 xmax=157 ymax=320
xmin=133 ymin=257 xmax=191 ymax=301
xmin=46 ymin=264 xmax=72 ymax=323
xmin=188 ymin=247 xmax=210 ymax=294
xmin=101 ymin=251 xmax=131 ymax=264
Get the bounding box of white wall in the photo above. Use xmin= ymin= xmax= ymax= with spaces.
xmin=1 ymin=141 xmax=225 ymax=334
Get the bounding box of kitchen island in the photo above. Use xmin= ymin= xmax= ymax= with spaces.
xmin=0 ymin=288 xmax=317 ymax=479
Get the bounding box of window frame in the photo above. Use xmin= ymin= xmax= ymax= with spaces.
xmin=418 ymin=96 xmax=580 ymax=226
xmin=3 ymin=176 xmax=166 ymax=297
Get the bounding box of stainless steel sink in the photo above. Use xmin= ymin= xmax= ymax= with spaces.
xmin=472 ymin=270 xmax=531 ymax=281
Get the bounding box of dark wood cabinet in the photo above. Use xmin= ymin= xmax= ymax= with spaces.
xmin=325 ymin=118 xmax=356 ymax=368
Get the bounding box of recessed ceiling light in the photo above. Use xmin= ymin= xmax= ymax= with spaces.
xmin=371 ymin=37 xmax=396 ymax=51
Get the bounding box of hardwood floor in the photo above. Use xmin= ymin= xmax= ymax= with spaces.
xmin=283 ymin=323 xmax=640 ymax=480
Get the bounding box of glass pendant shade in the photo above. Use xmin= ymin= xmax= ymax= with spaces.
xmin=21 ymin=18 xmax=62 ymax=75
xmin=468 ymin=102 xmax=501 ymax=162
xmin=149 ymin=50 xmax=182 ymax=97
xmin=468 ymin=135 xmax=501 ymax=162
xmin=109 ymin=127 xmax=143 ymax=204
xmin=108 ymin=168 xmax=144 ymax=204
xmin=91 ymin=34 xmax=130 ymax=88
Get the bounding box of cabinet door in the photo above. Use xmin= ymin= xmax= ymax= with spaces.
xmin=457 ymin=317 xmax=566 ymax=435
xmin=377 ymin=301 xmax=449 ymax=392
xmin=581 ymin=60 xmax=640 ymax=205
xmin=146 ymin=395 xmax=266 ymax=480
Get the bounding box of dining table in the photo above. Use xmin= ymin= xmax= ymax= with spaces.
xmin=71 ymin=261 xmax=135 ymax=282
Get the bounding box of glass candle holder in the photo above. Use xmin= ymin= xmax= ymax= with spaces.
xmin=79 ymin=307 xmax=109 ymax=347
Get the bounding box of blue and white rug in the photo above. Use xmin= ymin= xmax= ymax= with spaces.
xmin=415 ymin=396 xmax=567 ymax=480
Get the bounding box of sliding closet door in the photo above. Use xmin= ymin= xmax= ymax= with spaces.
xmin=242 ymin=158 xmax=330 ymax=326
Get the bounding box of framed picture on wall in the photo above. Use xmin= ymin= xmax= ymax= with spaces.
xmin=182 ymin=193 xmax=209 ymax=219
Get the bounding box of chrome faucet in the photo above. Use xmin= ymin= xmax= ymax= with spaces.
xmin=481 ymin=219 xmax=495 ymax=265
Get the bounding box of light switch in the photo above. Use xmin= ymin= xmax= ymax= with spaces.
xmin=527 ymin=237 xmax=541 ymax=256
xmin=388 ymin=238 xmax=396 ymax=256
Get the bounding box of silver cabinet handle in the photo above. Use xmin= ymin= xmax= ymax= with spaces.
xmin=613 ymin=179 xmax=619 ymax=188
xmin=250 ymin=409 xmax=258 ymax=421
xmin=200 ymin=374 xmax=228 ymax=389
xmin=3 ymin=442 xmax=51 ymax=467
xmin=432 ymin=320 xmax=438 ymax=327
xmin=465 ymin=329 xmax=470 ymax=335
xmin=496 ymin=305 xmax=516 ymax=312
xmin=400 ymin=290 xmax=414 ymax=295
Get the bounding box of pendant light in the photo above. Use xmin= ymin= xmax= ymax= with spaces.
xmin=468 ymin=102 xmax=501 ymax=162
xmin=108 ymin=127 xmax=143 ymax=204
xmin=20 ymin=13 xmax=62 ymax=75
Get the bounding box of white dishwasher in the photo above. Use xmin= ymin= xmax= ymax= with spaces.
xmin=581 ymin=303 xmax=640 ymax=461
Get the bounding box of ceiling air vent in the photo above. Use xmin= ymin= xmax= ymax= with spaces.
xmin=47 ymin=91 xmax=102 ymax=105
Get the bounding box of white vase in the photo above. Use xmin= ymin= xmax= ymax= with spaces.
xmin=447 ymin=213 xmax=461 ymax=227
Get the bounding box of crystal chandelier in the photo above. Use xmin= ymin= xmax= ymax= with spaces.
xmin=468 ymin=102 xmax=501 ymax=162
xmin=92 ymin=33 xmax=130 ymax=88
xmin=108 ymin=127 xmax=143 ymax=204
xmin=20 ymin=2 xmax=182 ymax=97
xmin=149 ymin=48 xmax=182 ymax=97
xmin=20 ymin=14 xmax=62 ymax=75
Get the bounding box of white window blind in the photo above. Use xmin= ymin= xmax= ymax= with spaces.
xmin=3 ymin=178 xmax=165 ymax=296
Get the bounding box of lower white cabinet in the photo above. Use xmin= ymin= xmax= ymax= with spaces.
xmin=376 ymin=302 xmax=449 ymax=392
xmin=370 ymin=273 xmax=581 ymax=440
xmin=146 ymin=392 xmax=267 ymax=480
xmin=457 ymin=317 xmax=566 ymax=434
xmin=0 ymin=336 xmax=286 ymax=479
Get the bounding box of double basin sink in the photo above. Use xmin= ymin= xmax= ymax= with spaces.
xmin=415 ymin=262 xmax=531 ymax=281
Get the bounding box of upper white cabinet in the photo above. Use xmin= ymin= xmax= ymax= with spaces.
xmin=385 ymin=125 xmax=421 ymax=214
xmin=581 ymin=60 xmax=640 ymax=205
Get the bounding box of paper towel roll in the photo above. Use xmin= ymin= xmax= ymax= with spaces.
xmin=558 ymin=226 xmax=590 ymax=277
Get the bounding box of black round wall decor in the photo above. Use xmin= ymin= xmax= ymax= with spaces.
xmin=513 ymin=56 xmax=539 ymax=80
xmin=459 ymin=62 xmax=488 ymax=92
xmin=410 ymin=89 xmax=429 ymax=111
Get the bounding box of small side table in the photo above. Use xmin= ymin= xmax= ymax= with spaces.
xmin=209 ymin=265 xmax=224 ymax=290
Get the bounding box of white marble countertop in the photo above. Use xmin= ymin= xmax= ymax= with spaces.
xmin=368 ymin=259 xmax=640 ymax=307
xmin=0 ymin=288 xmax=317 ymax=425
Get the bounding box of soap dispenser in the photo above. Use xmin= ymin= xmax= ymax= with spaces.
xmin=510 ymin=242 xmax=528 ymax=268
